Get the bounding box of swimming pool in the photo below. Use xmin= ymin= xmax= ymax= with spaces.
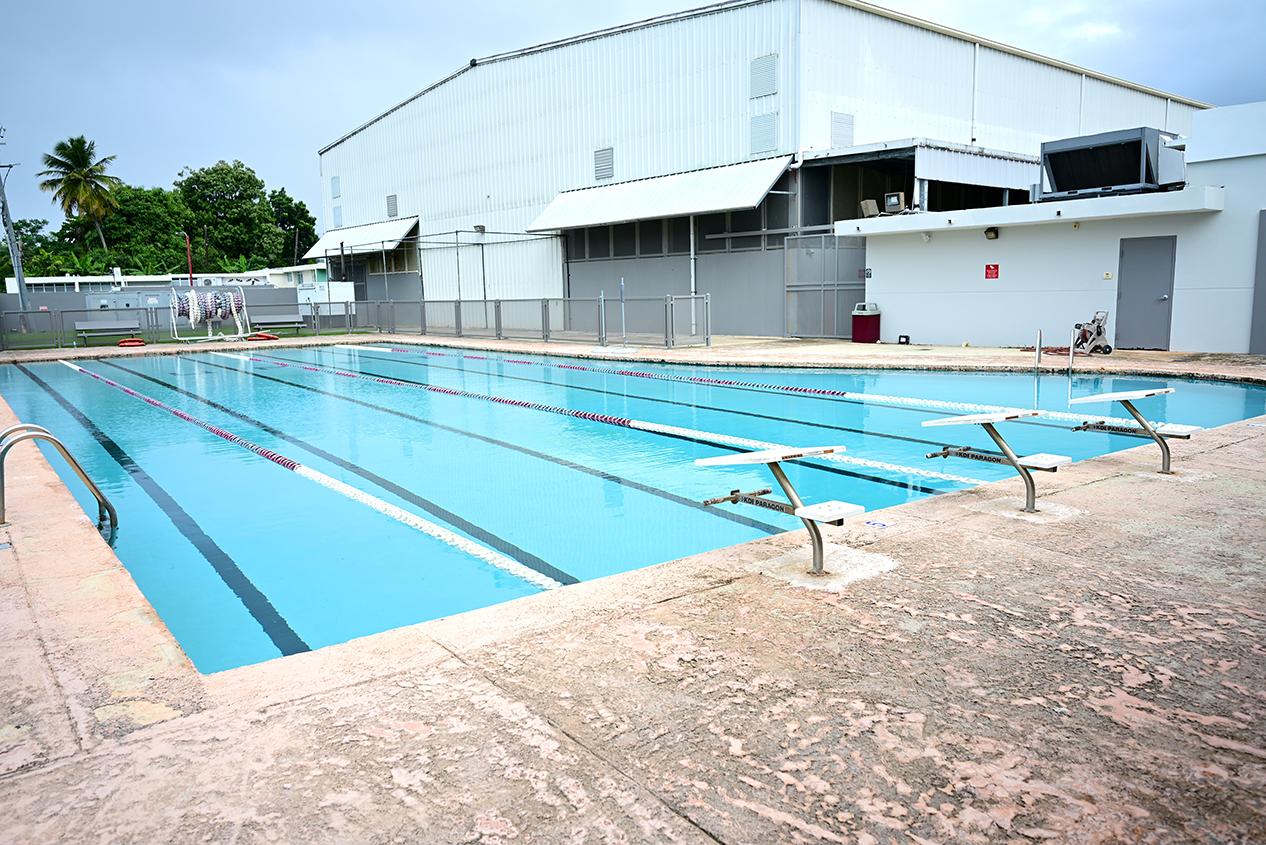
xmin=2 ymin=345 xmax=1263 ymax=672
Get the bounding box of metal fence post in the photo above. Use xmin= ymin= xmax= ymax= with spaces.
xmin=704 ymin=293 xmax=712 ymax=347
xmin=494 ymin=300 xmax=503 ymax=339
xmin=346 ymin=300 xmax=353 ymax=334
xmin=541 ymin=298 xmax=550 ymax=342
xmin=420 ymin=301 xmax=427 ymax=335
xmin=664 ymin=295 xmax=674 ymax=349
xmin=598 ymin=293 xmax=607 ymax=346
xmin=454 ymin=300 xmax=463 ymax=337
xmin=313 ymin=302 xmax=322 ymax=336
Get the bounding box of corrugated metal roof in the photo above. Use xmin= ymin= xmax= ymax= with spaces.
xmin=526 ymin=156 xmax=791 ymax=231
xmin=302 ymin=216 xmax=419 ymax=260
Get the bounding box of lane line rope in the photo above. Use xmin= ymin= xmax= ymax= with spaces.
xmin=59 ymin=359 xmax=561 ymax=590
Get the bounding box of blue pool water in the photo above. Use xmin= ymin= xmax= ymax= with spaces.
xmin=2 ymin=345 xmax=1262 ymax=672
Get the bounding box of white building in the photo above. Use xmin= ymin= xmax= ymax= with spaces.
xmin=843 ymin=102 xmax=1266 ymax=354
xmin=309 ymin=0 xmax=1205 ymax=336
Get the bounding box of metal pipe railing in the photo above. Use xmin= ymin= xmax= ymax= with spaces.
xmin=0 ymin=423 xmax=117 ymax=541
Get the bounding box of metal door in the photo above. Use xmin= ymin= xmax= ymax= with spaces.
xmin=1115 ymin=236 xmax=1175 ymax=350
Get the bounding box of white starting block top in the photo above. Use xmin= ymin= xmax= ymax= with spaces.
xmin=921 ymin=409 xmax=1040 ymax=428
xmin=1069 ymin=388 xmax=1174 ymax=405
xmin=794 ymin=500 xmax=865 ymax=523
xmin=1018 ymin=453 xmax=1072 ymax=470
xmin=695 ymin=445 xmax=844 ymax=467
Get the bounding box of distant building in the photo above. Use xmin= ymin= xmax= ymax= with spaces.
xmin=309 ymin=0 xmax=1204 ymax=336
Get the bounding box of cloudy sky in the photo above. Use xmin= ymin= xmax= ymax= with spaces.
xmin=4 ymin=0 xmax=1263 ymax=232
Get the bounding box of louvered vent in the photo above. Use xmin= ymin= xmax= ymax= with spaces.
xmin=386 ymin=194 xmax=399 ymax=218
xmin=594 ymin=147 xmax=614 ymax=181
xmin=750 ymin=113 xmax=778 ymax=154
xmin=830 ymin=112 xmax=855 ymax=149
xmin=330 ymin=175 xmax=340 ymax=198
xmin=750 ymin=54 xmax=777 ymax=98
xmin=332 ymin=206 xmax=343 ymax=228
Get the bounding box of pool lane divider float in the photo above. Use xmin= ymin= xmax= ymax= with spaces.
xmin=56 ymin=360 xmax=564 ymax=591
xmin=349 ymin=344 xmax=1158 ymax=431
xmin=217 ymin=351 xmax=985 ymax=487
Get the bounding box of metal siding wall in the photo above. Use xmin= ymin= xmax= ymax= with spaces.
xmin=973 ymin=49 xmax=1082 ymax=152
xmin=320 ymin=0 xmax=794 ymax=243
xmin=798 ymin=0 xmax=975 ymax=152
xmin=1080 ymin=76 xmax=1169 ymax=136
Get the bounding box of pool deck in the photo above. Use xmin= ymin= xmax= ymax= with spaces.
xmin=1 ymin=337 xmax=1264 ymax=842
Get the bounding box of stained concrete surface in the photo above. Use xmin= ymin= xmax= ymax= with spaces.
xmin=0 ymin=342 xmax=1263 ymax=843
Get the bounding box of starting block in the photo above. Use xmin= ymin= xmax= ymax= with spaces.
xmin=696 ymin=445 xmax=864 ymax=575
xmin=1069 ymin=387 xmax=1199 ymax=474
xmin=923 ymin=410 xmax=1070 ymax=513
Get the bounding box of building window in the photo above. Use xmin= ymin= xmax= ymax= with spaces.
xmin=612 ymin=222 xmax=636 ymax=257
xmin=566 ymin=228 xmax=586 ymax=260
xmin=587 ymin=226 xmax=610 ymax=259
xmin=331 ymin=176 xmax=340 ymax=199
xmin=750 ymin=54 xmax=777 ymax=99
xmin=729 ymin=207 xmax=762 ymax=250
xmin=386 ymin=194 xmax=398 ymax=218
xmin=332 ymin=206 xmax=343 ymax=228
xmin=765 ymin=173 xmax=790 ymax=247
xmin=638 ymin=220 xmax=663 ymax=256
xmin=751 ymin=113 xmax=777 ymax=154
xmin=594 ymin=147 xmax=614 ymax=181
xmin=668 ymin=217 xmax=691 ymax=254
xmin=696 ymin=214 xmax=726 ymax=252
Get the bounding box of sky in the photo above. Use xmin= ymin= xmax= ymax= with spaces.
xmin=3 ymin=0 xmax=1263 ymax=234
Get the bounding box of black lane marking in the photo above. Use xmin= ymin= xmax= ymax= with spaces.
xmin=335 ymin=348 xmax=999 ymax=454
xmin=188 ymin=356 xmax=785 ymax=535
xmin=262 ymin=352 xmax=946 ymax=496
xmin=16 ymin=364 xmax=309 ymax=657
xmin=379 ymin=342 xmax=1074 ymax=432
xmin=100 ymin=360 xmax=579 ymax=587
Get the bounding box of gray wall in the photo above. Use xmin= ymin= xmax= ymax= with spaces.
xmin=566 ymin=251 xmax=786 ymax=336
xmin=1252 ymin=211 xmax=1266 ymax=355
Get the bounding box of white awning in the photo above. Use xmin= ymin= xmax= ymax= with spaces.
xmin=527 ymin=156 xmax=792 ymax=232
xmin=303 ymin=216 xmax=419 ymax=260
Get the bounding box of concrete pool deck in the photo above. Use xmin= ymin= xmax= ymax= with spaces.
xmin=1 ymin=338 xmax=1264 ymax=842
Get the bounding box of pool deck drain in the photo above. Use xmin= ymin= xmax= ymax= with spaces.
xmin=0 ymin=340 xmax=1263 ymax=842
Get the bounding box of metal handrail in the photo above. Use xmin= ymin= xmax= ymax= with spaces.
xmin=0 ymin=424 xmax=118 ymax=541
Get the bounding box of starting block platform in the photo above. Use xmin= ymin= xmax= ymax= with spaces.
xmin=1069 ymin=387 xmax=1200 ymax=474
xmin=922 ymin=409 xmax=1069 ymax=513
xmin=695 ymin=445 xmax=864 ymax=575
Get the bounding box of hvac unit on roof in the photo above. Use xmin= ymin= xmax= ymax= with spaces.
xmin=1038 ymin=127 xmax=1186 ymax=202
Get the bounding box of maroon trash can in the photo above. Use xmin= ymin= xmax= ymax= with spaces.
xmin=851 ymin=302 xmax=881 ymax=343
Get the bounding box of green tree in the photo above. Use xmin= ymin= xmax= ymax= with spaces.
xmin=0 ymin=218 xmax=71 ymax=278
xmin=175 ymin=161 xmax=281 ymax=271
xmin=97 ymin=184 xmax=192 ymax=273
xmin=36 ymin=136 xmax=122 ymax=251
xmin=268 ymin=188 xmax=318 ymax=266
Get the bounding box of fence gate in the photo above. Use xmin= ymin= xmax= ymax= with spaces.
xmin=784 ymin=235 xmax=867 ymax=338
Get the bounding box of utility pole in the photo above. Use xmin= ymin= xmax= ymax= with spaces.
xmin=0 ymin=127 xmax=30 ymax=311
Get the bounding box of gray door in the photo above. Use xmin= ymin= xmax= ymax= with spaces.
xmin=1115 ymin=236 xmax=1176 ymax=350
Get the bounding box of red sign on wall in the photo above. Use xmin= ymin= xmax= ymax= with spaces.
xmin=985 ymin=263 xmax=1000 ymax=280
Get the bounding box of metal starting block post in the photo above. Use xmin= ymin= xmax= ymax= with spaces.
xmin=695 ymin=446 xmax=863 ymax=576
xmin=1068 ymin=387 xmax=1199 ymax=474
xmin=923 ymin=410 xmax=1070 ymax=513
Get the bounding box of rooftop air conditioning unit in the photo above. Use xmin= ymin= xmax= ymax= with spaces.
xmin=1038 ymin=127 xmax=1185 ymax=202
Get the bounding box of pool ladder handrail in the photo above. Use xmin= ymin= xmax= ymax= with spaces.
xmin=0 ymin=423 xmax=118 ymax=540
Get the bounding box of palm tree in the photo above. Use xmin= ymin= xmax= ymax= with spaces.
xmin=36 ymin=136 xmax=122 ymax=251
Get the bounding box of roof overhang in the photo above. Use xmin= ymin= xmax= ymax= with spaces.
xmin=526 ymin=156 xmax=792 ymax=232
xmin=802 ymin=138 xmax=1040 ymax=190
xmin=303 ymin=217 xmax=419 ymax=260
xmin=836 ymin=184 xmax=1224 ymax=238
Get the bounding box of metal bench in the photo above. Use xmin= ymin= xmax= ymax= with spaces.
xmin=1069 ymin=387 xmax=1200 ymax=474
xmin=250 ymin=314 xmax=307 ymax=335
xmin=696 ymin=445 xmax=864 ymax=575
xmin=923 ymin=410 xmax=1071 ymax=513
xmin=74 ymin=320 xmax=141 ymax=346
